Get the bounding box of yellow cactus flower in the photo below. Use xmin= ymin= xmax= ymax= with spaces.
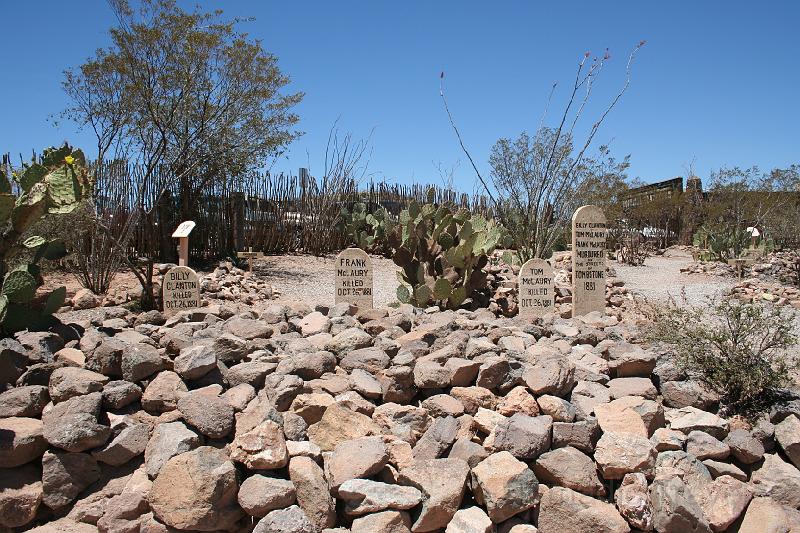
xmin=64 ymin=155 xmax=75 ymax=165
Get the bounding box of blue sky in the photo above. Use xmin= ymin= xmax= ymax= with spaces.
xmin=1 ymin=1 xmax=798 ymax=189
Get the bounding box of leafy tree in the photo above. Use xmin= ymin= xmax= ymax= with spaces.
xmin=701 ymin=165 xmax=799 ymax=259
xmin=61 ymin=0 xmax=303 ymax=219
xmin=59 ymin=0 xmax=302 ymax=309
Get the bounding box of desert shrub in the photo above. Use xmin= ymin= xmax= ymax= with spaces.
xmin=647 ymin=297 xmax=797 ymax=416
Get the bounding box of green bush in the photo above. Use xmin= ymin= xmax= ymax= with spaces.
xmin=388 ymin=191 xmax=510 ymax=309
xmin=647 ymin=298 xmax=797 ymax=417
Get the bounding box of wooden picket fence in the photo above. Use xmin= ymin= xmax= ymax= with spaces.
xmin=91 ymin=161 xmax=494 ymax=262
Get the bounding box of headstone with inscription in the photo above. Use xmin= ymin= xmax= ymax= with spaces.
xmin=518 ymin=258 xmax=554 ymax=318
xmin=162 ymin=265 xmax=201 ymax=315
xmin=335 ymin=248 xmax=373 ymax=310
xmin=571 ymin=205 xmax=607 ymax=317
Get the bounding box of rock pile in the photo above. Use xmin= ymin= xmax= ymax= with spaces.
xmin=731 ymin=278 xmax=800 ymax=310
xmin=201 ymin=262 xmax=278 ymax=305
xmin=680 ymin=261 xmax=737 ymax=277
xmin=749 ymin=251 xmax=800 ymax=286
xmin=67 ymin=262 xmax=278 ymax=311
xmin=1 ymin=298 xmax=799 ymax=532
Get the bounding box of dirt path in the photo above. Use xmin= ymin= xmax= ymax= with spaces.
xmin=255 ymin=254 xmax=401 ymax=308
xmin=613 ymin=249 xmax=736 ymax=307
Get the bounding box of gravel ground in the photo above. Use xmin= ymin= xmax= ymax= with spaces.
xmin=613 ymin=250 xmax=736 ymax=307
xmin=254 ymin=253 xmax=401 ymax=308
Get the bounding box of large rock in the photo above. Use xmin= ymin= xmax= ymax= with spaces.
xmin=695 ymin=475 xmax=752 ymax=532
xmin=229 ymin=420 xmax=288 ymax=470
xmin=413 ymin=415 xmax=459 ymax=460
xmin=278 ymin=351 xmax=336 ymax=380
xmin=686 ymin=430 xmax=730 ymax=461
xmin=538 ymin=486 xmax=630 ymax=533
xmin=101 ymin=380 xmax=142 ymax=409
xmin=121 ymin=343 xmax=164 ymax=382
xmin=614 ymin=473 xmax=654 ymax=532
xmin=534 ymin=446 xmax=605 ymax=497
xmin=148 ymin=446 xmax=244 ymax=531
xmin=325 ymin=327 xmax=373 ymax=354
xmin=607 ymin=377 xmax=657 ymax=400
xmin=666 ymin=406 xmax=729 ymax=440
xmin=489 ymin=413 xmax=552 ymax=460
xmin=141 ymin=371 xmax=187 ymax=412
xmin=750 ymin=453 xmax=800 ymax=508
xmin=774 ymin=414 xmax=800 ymax=469
xmin=41 ymin=450 xmax=101 ymax=511
xmin=326 ymin=436 xmax=388 ymax=490
xmin=0 ymin=464 xmax=42 ymax=528
xmin=289 ymin=456 xmax=336 ymax=530
xmin=650 ymin=477 xmax=711 ymax=533
xmin=338 ymin=478 xmax=423 ymax=516
xmin=724 ymin=429 xmax=764 ymax=464
xmin=373 ymin=403 xmax=431 ymax=444
xmin=42 ymin=392 xmax=110 ymax=452
xmin=224 ymin=317 xmax=272 ymax=340
xmin=738 ymin=496 xmax=800 ymax=533
xmin=522 ymin=356 xmax=576 ymax=397
xmin=471 ymin=451 xmax=538 ymax=523
xmin=398 ymin=458 xmax=470 ymax=531
xmin=595 ymin=396 xmax=663 ymax=437
xmin=445 ymin=506 xmax=494 ymax=533
xmin=0 ymin=416 xmax=48 ymax=467
xmin=254 ymin=505 xmax=315 ymax=533
xmin=91 ymin=420 xmax=149 ymax=466
xmin=307 ymin=403 xmax=381 ymax=451
xmin=351 ymin=510 xmax=412 ymax=533
xmin=606 ymin=343 xmax=656 ymax=377
xmin=48 ymin=367 xmax=109 ymax=403
xmin=0 ymin=385 xmax=49 ymax=417
xmin=177 ymin=390 xmax=235 ymax=439
xmin=594 ymin=432 xmax=656 ymax=480
xmin=173 ymin=344 xmax=217 ymax=380
xmin=144 ymin=421 xmax=201 ymax=478
xmin=238 ymin=474 xmax=296 ymax=518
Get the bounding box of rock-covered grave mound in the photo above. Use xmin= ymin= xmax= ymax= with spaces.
xmin=1 ymin=298 xmax=800 ymax=532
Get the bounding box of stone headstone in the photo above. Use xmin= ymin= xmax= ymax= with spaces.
xmin=518 ymin=258 xmax=554 ymax=318
xmin=571 ymin=205 xmax=607 ymax=317
xmin=335 ymin=248 xmax=373 ymax=310
xmin=162 ymin=266 xmax=201 ymax=315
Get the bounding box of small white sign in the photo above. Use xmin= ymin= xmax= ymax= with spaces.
xmin=172 ymin=220 xmax=196 ymax=239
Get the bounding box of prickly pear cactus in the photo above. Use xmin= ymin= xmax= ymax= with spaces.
xmin=337 ymin=202 xmax=396 ymax=256
xmin=0 ymin=144 xmax=91 ymax=334
xmin=390 ymin=190 xmax=509 ymax=310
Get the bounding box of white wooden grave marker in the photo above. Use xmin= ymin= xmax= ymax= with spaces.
xmin=171 ymin=220 xmax=196 ymax=267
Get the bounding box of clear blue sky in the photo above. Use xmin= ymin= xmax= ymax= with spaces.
xmin=1 ymin=1 xmax=798 ymax=189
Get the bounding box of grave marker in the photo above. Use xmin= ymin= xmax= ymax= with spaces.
xmin=171 ymin=220 xmax=196 ymax=267
xmin=335 ymin=248 xmax=373 ymax=310
xmin=518 ymin=258 xmax=554 ymax=318
xmin=571 ymin=205 xmax=607 ymax=317
xmin=162 ymin=265 xmax=201 ymax=315
xmin=237 ymin=247 xmax=264 ymax=275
